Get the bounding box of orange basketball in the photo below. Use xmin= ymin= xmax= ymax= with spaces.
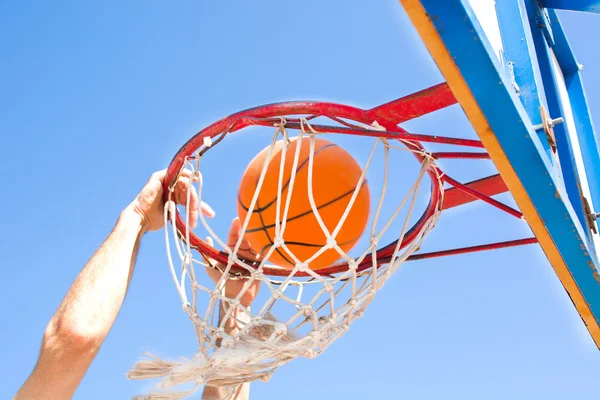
xmin=237 ymin=137 xmax=370 ymax=270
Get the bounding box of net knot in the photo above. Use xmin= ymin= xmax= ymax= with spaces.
xmin=297 ymin=262 xmax=309 ymax=272
xmin=304 ymin=349 xmax=317 ymax=359
xmin=273 ymin=236 xmax=284 ymax=248
xmin=302 ymin=306 xmax=314 ymax=317
xmin=274 ymin=324 xmax=287 ymax=336
xmin=274 ymin=116 xmax=287 ymax=128
xmin=325 ymin=237 xmax=337 ymax=249
xmin=370 ymin=235 xmax=380 ymax=247
xmin=165 ymin=200 xmax=176 ymax=213
xmin=370 ymin=120 xmax=385 ymax=131
xmin=250 ymin=271 xmax=261 ymax=280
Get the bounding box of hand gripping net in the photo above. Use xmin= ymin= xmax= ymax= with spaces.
xmin=128 ymin=115 xmax=444 ymax=399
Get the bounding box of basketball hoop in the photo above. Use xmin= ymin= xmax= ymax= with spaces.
xmin=127 ymin=83 xmax=536 ymax=399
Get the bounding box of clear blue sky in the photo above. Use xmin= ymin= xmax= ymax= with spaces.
xmin=2 ymin=1 xmax=600 ymax=399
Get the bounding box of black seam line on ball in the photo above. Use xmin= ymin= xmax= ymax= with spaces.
xmin=244 ymin=179 xmax=367 ymax=234
xmin=259 ymin=238 xmax=295 ymax=265
xmin=237 ymin=143 xmax=339 ymax=213
xmin=240 ymin=144 xmax=338 ymax=267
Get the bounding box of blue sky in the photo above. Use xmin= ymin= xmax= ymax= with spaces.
xmin=2 ymin=1 xmax=600 ymax=399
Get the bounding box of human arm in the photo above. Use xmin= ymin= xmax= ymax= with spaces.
xmin=201 ymin=218 xmax=261 ymax=400
xmin=15 ymin=208 xmax=145 ymax=399
xmin=15 ymin=170 xmax=212 ymax=400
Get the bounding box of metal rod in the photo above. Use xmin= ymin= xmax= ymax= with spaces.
xmin=442 ymin=174 xmax=509 ymax=210
xmin=407 ymin=237 xmax=538 ymax=261
xmin=432 ymin=151 xmax=491 ymax=159
xmin=367 ymin=82 xmax=458 ymax=124
xmin=248 ymin=119 xmax=486 ymax=148
xmin=442 ymin=175 xmax=524 ymax=219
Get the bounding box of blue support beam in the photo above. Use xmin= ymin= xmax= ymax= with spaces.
xmin=548 ymin=9 xmax=600 ymax=256
xmin=524 ymin=1 xmax=590 ymax=236
xmin=399 ymin=0 xmax=600 ymax=347
xmin=542 ymin=0 xmax=600 ymax=13
xmin=495 ymin=0 xmax=552 ymax=159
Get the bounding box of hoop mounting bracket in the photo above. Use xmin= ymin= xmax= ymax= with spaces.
xmin=533 ymin=106 xmax=563 ymax=153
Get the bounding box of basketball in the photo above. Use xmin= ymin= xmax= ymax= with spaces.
xmin=237 ymin=136 xmax=370 ymax=270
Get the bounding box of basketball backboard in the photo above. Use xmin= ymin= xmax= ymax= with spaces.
xmin=399 ymin=0 xmax=600 ymax=347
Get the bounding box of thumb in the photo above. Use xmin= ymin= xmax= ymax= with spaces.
xmin=227 ymin=217 xmax=243 ymax=247
xmin=202 ymin=236 xmax=218 ymax=267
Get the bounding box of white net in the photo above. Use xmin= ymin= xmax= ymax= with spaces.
xmin=128 ymin=118 xmax=444 ymax=399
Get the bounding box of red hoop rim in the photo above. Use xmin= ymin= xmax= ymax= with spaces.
xmin=163 ymin=99 xmax=443 ymax=277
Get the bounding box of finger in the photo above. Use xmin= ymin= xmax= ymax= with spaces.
xmin=183 ymin=178 xmax=199 ymax=229
xmin=204 ymin=236 xmax=226 ymax=285
xmin=188 ymin=184 xmax=199 ymax=229
xmin=150 ymin=169 xmax=167 ymax=182
xmin=166 ymin=168 xmax=194 ymax=191
xmin=220 ymin=223 xmax=262 ymax=306
xmin=178 ymin=168 xmax=194 ymax=179
xmin=178 ymin=169 xmax=200 ymax=184
xmin=204 ymin=236 xmax=218 ymax=266
xmin=172 ymin=177 xmax=199 ymax=228
xmin=173 ymin=175 xmax=214 ymax=221
xmin=185 ymin=170 xmax=210 ymax=214
xmin=153 ymin=168 xmax=188 ymax=186
xmin=227 ymin=217 xmax=260 ymax=260
xmin=151 ymin=168 xmax=195 ymax=189
xmin=173 ymin=177 xmax=194 ymax=205
xmin=226 ymin=217 xmax=243 ymax=247
xmin=200 ymin=201 xmax=216 ymax=219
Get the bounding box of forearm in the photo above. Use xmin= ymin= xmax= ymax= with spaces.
xmin=201 ymin=302 xmax=251 ymax=400
xmin=46 ymin=205 xmax=144 ymax=342
xmin=16 ymin=205 xmax=145 ymax=399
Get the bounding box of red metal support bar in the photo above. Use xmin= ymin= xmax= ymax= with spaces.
xmin=407 ymin=237 xmax=538 ymax=261
xmin=249 ymin=119 xmax=485 ymax=148
xmin=442 ymin=175 xmax=523 ymax=218
xmin=367 ymin=82 xmax=457 ymax=124
xmin=442 ymin=174 xmax=509 ymax=210
xmin=432 ymin=151 xmax=491 ymax=159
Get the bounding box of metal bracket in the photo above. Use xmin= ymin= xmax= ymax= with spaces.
xmin=583 ymin=197 xmax=599 ymax=234
xmin=532 ymin=106 xmax=563 ymax=153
